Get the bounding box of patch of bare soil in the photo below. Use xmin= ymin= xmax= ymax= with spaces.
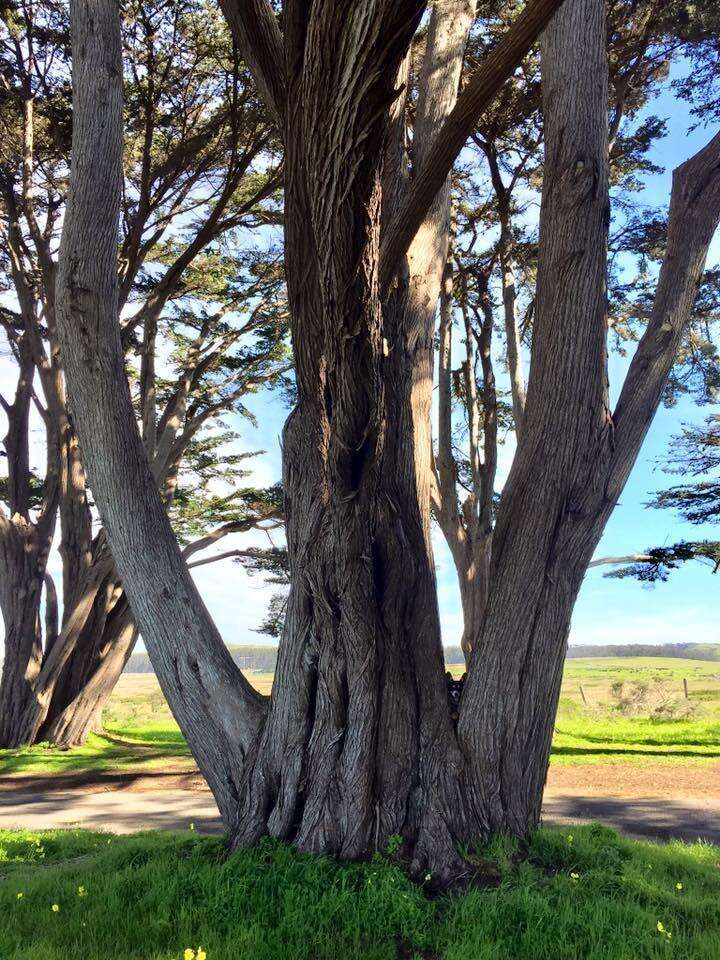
xmin=0 ymin=768 xmax=208 ymax=794
xmin=3 ymin=760 xmax=718 ymax=801
xmin=545 ymin=762 xmax=720 ymax=799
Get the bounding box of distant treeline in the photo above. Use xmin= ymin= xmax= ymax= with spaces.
xmin=565 ymin=643 xmax=720 ymax=661
xmin=125 ymin=645 xmax=279 ymax=674
xmin=123 ymin=641 xmax=720 ymax=675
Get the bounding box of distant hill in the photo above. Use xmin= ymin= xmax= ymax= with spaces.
xmin=566 ymin=643 xmax=720 ymax=662
xmin=124 ymin=641 xmax=720 ymax=674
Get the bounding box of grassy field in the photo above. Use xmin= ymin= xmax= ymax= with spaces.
xmin=550 ymin=657 xmax=720 ymax=766
xmin=1 ymin=825 xmax=719 ymax=959
xmin=1 ymin=658 xmax=718 ymax=777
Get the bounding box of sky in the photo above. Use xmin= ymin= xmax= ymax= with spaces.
xmin=1 ymin=60 xmax=718 ymax=657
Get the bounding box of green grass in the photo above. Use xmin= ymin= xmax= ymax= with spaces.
xmin=550 ymin=657 xmax=720 ymax=766
xmin=551 ymin=717 xmax=720 ymax=764
xmin=1 ymin=825 xmax=719 ymax=959
xmin=1 ymin=658 xmax=718 ymax=776
xmin=0 ymin=726 xmax=191 ymax=776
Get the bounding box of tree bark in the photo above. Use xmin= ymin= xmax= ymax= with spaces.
xmin=0 ymin=332 xmax=58 ymax=747
xmin=42 ymin=601 xmax=137 ymax=748
xmin=459 ymin=0 xmax=612 ymax=837
xmin=0 ymin=518 xmax=47 ymax=747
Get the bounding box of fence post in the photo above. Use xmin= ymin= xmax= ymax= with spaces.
xmin=683 ymin=677 xmax=689 ymax=699
xmin=579 ymin=684 xmax=588 ymax=706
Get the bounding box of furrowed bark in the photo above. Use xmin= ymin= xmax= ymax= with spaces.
xmin=43 ymin=601 xmax=137 ymax=748
xmin=0 ymin=517 xmax=49 ymax=747
xmin=217 ymin=0 xmax=285 ymax=125
xmin=229 ymin=0 xmax=474 ymax=881
xmin=0 ymin=335 xmax=58 ymax=747
xmin=608 ymin=130 xmax=720 ymax=500
xmin=54 ymin=0 xmax=265 ymax=826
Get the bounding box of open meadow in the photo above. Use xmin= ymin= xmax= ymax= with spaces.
xmin=2 ymin=824 xmax=720 ymax=960
xmin=1 ymin=657 xmax=718 ymax=782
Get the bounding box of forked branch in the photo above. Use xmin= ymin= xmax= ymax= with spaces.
xmin=379 ymin=0 xmax=566 ymax=290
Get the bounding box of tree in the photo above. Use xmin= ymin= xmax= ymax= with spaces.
xmin=596 ymin=414 xmax=720 ymax=582
xmin=56 ymin=0 xmax=720 ymax=885
xmin=432 ymin=0 xmax=720 ymax=661
xmin=0 ymin=0 xmax=288 ymax=747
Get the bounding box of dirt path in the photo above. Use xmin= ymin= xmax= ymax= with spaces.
xmin=1 ymin=780 xmax=718 ymax=846
xmin=3 ymin=760 xmax=719 ymax=796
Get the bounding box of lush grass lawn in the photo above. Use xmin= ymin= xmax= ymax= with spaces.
xmin=1 ymin=825 xmax=719 ymax=959
xmin=1 ymin=659 xmax=718 ymax=776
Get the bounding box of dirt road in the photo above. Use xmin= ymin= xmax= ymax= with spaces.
xmin=1 ymin=782 xmax=718 ymax=845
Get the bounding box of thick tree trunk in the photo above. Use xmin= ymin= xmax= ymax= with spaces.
xmin=231 ymin=1 xmax=480 ymax=881
xmin=55 ymin=0 xmax=265 ymax=828
xmin=41 ymin=558 xmax=123 ymax=741
xmin=458 ymin=0 xmax=720 ymax=840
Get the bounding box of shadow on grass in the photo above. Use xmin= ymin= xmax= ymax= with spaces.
xmin=0 ymin=728 xmax=191 ymax=777
xmin=551 ymin=743 xmax=720 ymax=760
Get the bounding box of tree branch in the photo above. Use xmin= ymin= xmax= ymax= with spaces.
xmin=187 ymin=548 xmax=268 ymax=570
xmin=379 ymin=0 xmax=566 ymax=290
xmin=218 ymin=0 xmax=286 ymax=126
xmin=181 ymin=513 xmax=283 ymax=563
xmin=588 ymin=553 xmax=655 ymax=567
xmin=609 ymin=131 xmax=720 ymax=501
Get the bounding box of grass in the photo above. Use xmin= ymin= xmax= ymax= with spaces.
xmin=1 ymin=659 xmax=718 ymax=777
xmin=1 ymin=825 xmax=719 ymax=959
xmin=550 ymin=658 xmax=720 ymax=766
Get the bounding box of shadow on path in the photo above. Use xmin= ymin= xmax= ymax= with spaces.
xmin=0 ymin=788 xmax=718 ymax=845
xmin=542 ymin=793 xmax=720 ymax=844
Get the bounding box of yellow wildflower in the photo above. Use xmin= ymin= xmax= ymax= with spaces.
xmin=51 ymin=904 xmax=60 ymax=913
xmin=184 ymin=949 xmax=195 ymax=960
xmin=78 ymin=885 xmax=87 ymax=897
xmin=16 ymin=892 xmax=23 ymax=900
xmin=570 ymin=872 xmax=579 ymax=881
xmin=197 ymin=949 xmax=207 ymax=960
xmin=657 ymin=922 xmax=664 ymax=933
xmin=676 ymin=882 xmax=683 ymax=891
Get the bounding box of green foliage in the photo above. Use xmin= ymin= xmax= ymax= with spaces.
xmin=601 ymin=541 xmax=720 ymax=582
xmin=1 ymin=827 xmax=719 ymax=959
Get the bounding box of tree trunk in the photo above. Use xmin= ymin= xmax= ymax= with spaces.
xmin=0 ymin=519 xmax=47 ymax=747
xmin=458 ymin=0 xmax=720 ymax=840
xmin=230 ymin=1 xmax=483 ymax=881
xmin=40 ymin=557 xmax=123 ymax=740
xmin=42 ymin=600 xmax=137 ymax=748
xmin=459 ymin=0 xmax=612 ymax=837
